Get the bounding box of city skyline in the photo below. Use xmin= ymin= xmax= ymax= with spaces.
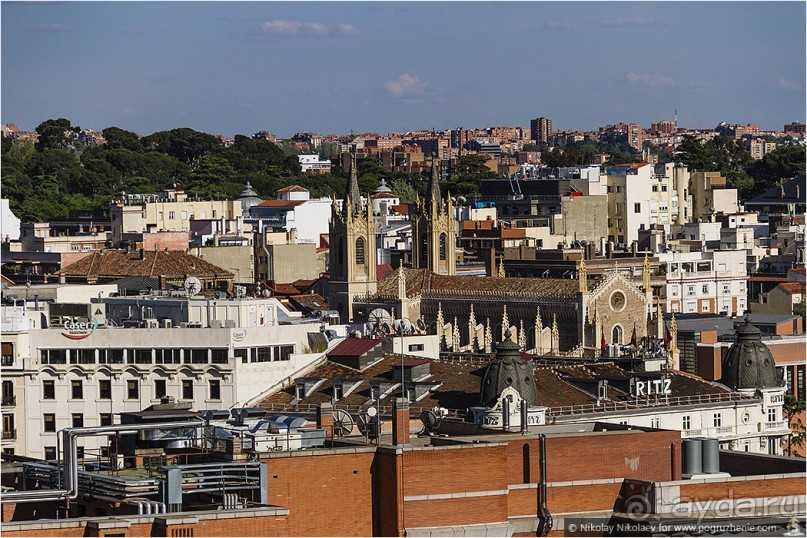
xmin=2 ymin=1 xmax=805 ymax=137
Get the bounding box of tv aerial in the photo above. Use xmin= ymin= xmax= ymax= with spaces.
xmin=183 ymin=276 xmax=201 ymax=297
xmin=332 ymin=409 xmax=354 ymax=438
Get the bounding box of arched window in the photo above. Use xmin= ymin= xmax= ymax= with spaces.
xmin=420 ymin=234 xmax=428 ymax=264
xmin=355 ymin=237 xmax=365 ymax=265
xmin=439 ymin=233 xmax=447 ymax=261
xmin=612 ymin=325 xmax=623 ymax=345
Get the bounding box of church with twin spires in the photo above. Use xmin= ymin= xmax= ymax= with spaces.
xmin=329 ymin=154 xmax=658 ymax=357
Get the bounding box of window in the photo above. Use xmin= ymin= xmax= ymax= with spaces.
xmin=634 ymin=203 xmax=641 ymax=213
xmin=72 ymin=413 xmax=84 ymax=428
xmin=71 ymin=380 xmax=83 ymax=400
xmin=333 ymin=383 xmax=343 ymax=401
xmin=355 ymin=237 xmax=365 ymax=265
xmin=234 ymin=349 xmax=248 ymax=364
xmin=133 ymin=349 xmax=152 ymax=364
xmin=408 ymin=344 xmax=425 ymax=352
xmin=100 ymin=413 xmax=113 ymax=426
xmin=186 ymin=349 xmax=207 ymax=364
xmin=44 ymin=446 xmax=57 ymax=460
xmin=682 ymin=415 xmax=691 ymax=430
xmin=796 ymin=365 xmax=805 ymax=401
xmin=44 ymin=413 xmax=56 ymax=432
xmin=126 ymin=380 xmax=139 ymax=400
xmin=702 ymin=284 xmax=708 ymax=294
xmin=713 ymin=412 xmax=722 ymax=428
xmin=155 ymin=379 xmax=166 ymax=399
xmin=70 ymin=349 xmax=95 ymax=365
xmin=256 ymin=347 xmax=272 ymax=362
xmin=439 ymin=233 xmax=447 ymax=261
xmin=767 ymin=407 xmax=777 ymax=423
xmin=180 ymin=211 xmax=187 ymax=220
xmin=209 ymin=380 xmax=221 ymax=400
xmin=688 ymin=286 xmax=695 ymax=296
xmin=182 ymin=380 xmax=193 ymax=400
xmin=211 ymin=349 xmax=228 ymax=364
xmin=661 ymin=185 xmax=667 ymax=192
xmin=168 ymin=211 xmax=175 ymax=220
xmin=99 ymin=380 xmax=111 ymax=400
xmin=43 ymin=380 xmax=55 ymax=400
xmin=277 ymin=345 xmax=293 ymax=361
xmin=76 ymin=446 xmax=85 ymax=460
xmin=650 ymin=417 xmax=660 ymax=429
xmin=295 ymin=383 xmax=305 ymax=400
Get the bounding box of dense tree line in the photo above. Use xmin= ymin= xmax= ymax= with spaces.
xmin=674 ymin=135 xmax=805 ymax=200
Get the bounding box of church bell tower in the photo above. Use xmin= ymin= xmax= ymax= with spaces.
xmin=412 ymin=156 xmax=456 ymax=275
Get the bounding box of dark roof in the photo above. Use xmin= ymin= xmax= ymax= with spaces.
xmin=258 ymin=353 xmax=731 ymax=413
xmin=741 ymin=313 xmax=801 ymax=325
xmin=663 ymin=313 xmax=735 ymax=336
xmin=744 ymin=175 xmax=806 ymax=206
xmin=288 ymin=293 xmax=329 ymax=312
xmin=327 ymin=338 xmax=384 ymax=358
xmin=56 ymin=250 xmax=233 ymax=280
xmin=113 ymin=276 xmax=161 ymax=292
xmin=376 ymin=267 xmax=580 ymax=299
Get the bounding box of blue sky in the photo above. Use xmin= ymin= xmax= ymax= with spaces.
xmin=2 ymin=2 xmax=805 ymax=137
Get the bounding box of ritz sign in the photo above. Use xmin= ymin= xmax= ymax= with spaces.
xmin=61 ymin=317 xmax=98 ymax=340
xmin=631 ymin=378 xmax=671 ymax=398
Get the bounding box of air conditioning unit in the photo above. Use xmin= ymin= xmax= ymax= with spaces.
xmin=160 ymin=318 xmax=173 ymax=328
xmin=144 ymin=318 xmax=159 ymax=329
xmin=211 ymin=320 xmax=224 ymax=329
xmin=223 ymin=320 xmax=236 ymax=328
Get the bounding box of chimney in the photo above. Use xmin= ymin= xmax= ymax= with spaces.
xmin=485 ymin=248 xmax=497 ymax=277
xmin=392 ymin=398 xmax=410 ymax=446
xmin=139 ymin=248 xmax=145 ymax=260
xmin=316 ymin=402 xmax=334 ymax=441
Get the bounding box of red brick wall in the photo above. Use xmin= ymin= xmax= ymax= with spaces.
xmin=401 ymin=444 xmax=508 ymax=497
xmin=679 ymin=477 xmax=805 ymax=500
xmin=403 ymin=495 xmax=509 ymax=528
xmin=260 ymin=451 xmax=376 ymax=536
xmin=546 ymin=431 xmax=681 ymax=483
xmin=547 ymin=482 xmax=623 ymax=513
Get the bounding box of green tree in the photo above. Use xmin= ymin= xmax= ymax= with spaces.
xmin=390 ymin=178 xmax=418 ymax=203
xmin=34 ymin=118 xmax=80 ymax=151
xmin=102 ymin=127 xmax=143 ymax=152
xmin=783 ymin=393 xmax=806 ymax=457
xmin=451 ymin=154 xmax=495 ymax=181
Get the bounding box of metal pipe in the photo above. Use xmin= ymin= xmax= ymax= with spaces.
xmin=520 ymin=399 xmax=528 ymax=433
xmin=538 ymin=433 xmax=553 ymax=536
xmin=502 ymin=397 xmax=510 ymax=431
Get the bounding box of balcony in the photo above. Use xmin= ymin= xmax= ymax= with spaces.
xmin=1 ymin=396 xmax=15 ymax=407
xmin=760 ymin=420 xmax=789 ymax=432
xmin=2 ymin=429 xmax=16 ymax=440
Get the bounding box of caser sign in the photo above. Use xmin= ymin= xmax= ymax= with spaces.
xmin=61 ymin=317 xmax=98 ymax=340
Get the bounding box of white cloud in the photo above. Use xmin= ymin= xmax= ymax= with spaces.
xmin=778 ymin=78 xmax=800 ymax=90
xmin=544 ymin=20 xmax=571 ymax=29
xmin=335 ymin=23 xmax=360 ymax=36
xmin=120 ymin=107 xmax=137 ymax=117
xmin=626 ymin=72 xmax=675 ymax=88
xmin=601 ymin=17 xmax=656 ymax=27
xmin=304 ymin=22 xmax=330 ymax=36
xmin=384 ymin=74 xmax=429 ymax=97
xmin=260 ymin=19 xmax=303 ymax=35
xmin=259 ymin=20 xmax=359 ymax=37
xmin=22 ymin=23 xmax=68 ymax=32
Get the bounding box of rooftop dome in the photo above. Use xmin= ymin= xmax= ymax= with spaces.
xmin=374 ymin=178 xmax=393 ymax=194
xmin=480 ymin=330 xmax=538 ymax=407
xmin=720 ymin=318 xmax=781 ymax=391
xmin=237 ymin=182 xmax=262 ymax=214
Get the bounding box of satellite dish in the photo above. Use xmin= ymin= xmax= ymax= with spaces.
xmin=416 ymin=318 xmax=426 ymax=332
xmin=398 ymin=318 xmax=415 ymax=335
xmin=368 ymin=308 xmax=393 ymax=330
xmin=420 ymin=410 xmax=442 ymax=434
xmin=262 ymin=289 xmax=272 ymax=297
xmin=332 ymin=409 xmax=354 ymax=438
xmin=366 ymin=406 xmax=377 ymax=417
xmin=380 ymin=322 xmax=392 ymax=335
xmin=184 ymin=277 xmax=201 ymax=296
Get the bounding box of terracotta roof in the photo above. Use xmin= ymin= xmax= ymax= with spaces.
xmin=56 ymin=250 xmax=232 ymax=280
xmin=390 ymin=204 xmax=410 ymax=216
xmin=376 ymin=267 xmax=580 ymax=299
xmin=376 ymin=264 xmax=394 ymax=281
xmin=256 ymin=200 xmax=306 ymax=208
xmin=370 ymin=192 xmax=398 ymax=199
xmin=271 ymin=283 xmax=302 ymax=297
xmin=327 ymin=338 xmax=384 ymax=358
xmin=778 ymin=282 xmax=805 ymax=295
xmin=277 ymin=185 xmax=309 ymax=193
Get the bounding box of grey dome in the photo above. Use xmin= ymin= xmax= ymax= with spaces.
xmin=720 ymin=318 xmax=780 ymax=390
xmin=237 ymin=182 xmax=262 ymax=214
xmin=374 ymin=178 xmax=392 ymax=194
xmin=480 ymin=330 xmax=539 ymax=407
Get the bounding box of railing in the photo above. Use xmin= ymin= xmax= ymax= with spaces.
xmin=258 ymin=402 xmax=466 ymax=419
xmin=682 ymin=429 xmax=703 ymax=437
xmin=760 ymin=420 xmax=789 ymax=432
xmin=1 ymin=396 xmax=15 ymax=406
xmin=2 ymin=429 xmax=16 ymax=440
xmin=547 ymin=392 xmax=755 ymax=417
xmin=1 ymin=356 xmax=13 ymax=367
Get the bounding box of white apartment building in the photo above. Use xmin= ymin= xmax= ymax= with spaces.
xmin=297 ymin=154 xmax=332 ymax=174
xmin=749 ymin=138 xmax=777 ymax=160
xmin=0 ymin=293 xmax=337 ymax=459
xmin=248 ymin=187 xmax=332 ymax=245
xmin=604 ymin=163 xmax=654 ymax=246
xmin=109 ymin=190 xmax=246 ymax=247
xmin=651 ymin=163 xmax=692 ymax=228
xmin=659 ymin=250 xmax=748 ymax=316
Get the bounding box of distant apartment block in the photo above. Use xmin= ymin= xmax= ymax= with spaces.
xmin=530 ymin=116 xmax=552 ymax=144
xmin=297 ymin=154 xmax=332 ymax=174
